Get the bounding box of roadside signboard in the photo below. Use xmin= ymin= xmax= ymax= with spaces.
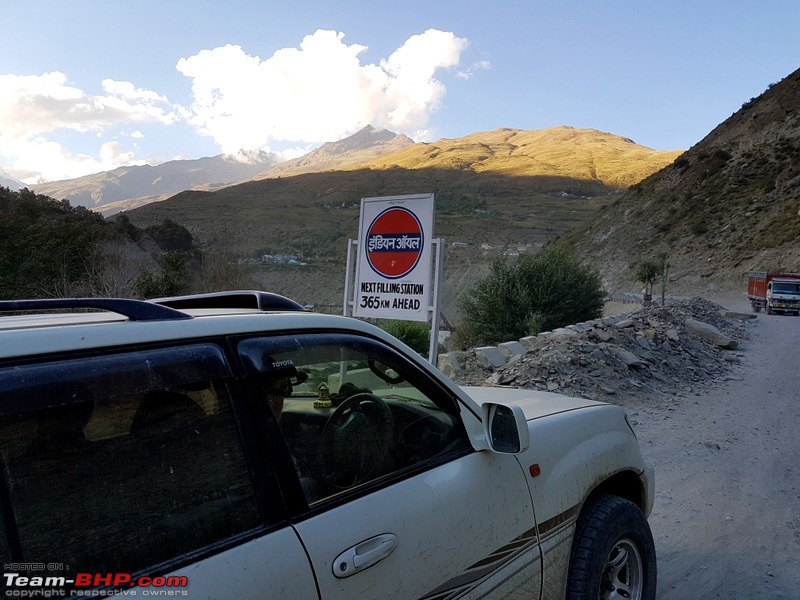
xmin=352 ymin=194 xmax=435 ymax=322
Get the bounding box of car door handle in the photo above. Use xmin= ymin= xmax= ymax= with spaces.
xmin=332 ymin=533 xmax=398 ymax=578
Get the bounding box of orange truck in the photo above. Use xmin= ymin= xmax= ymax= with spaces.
xmin=748 ymin=271 xmax=800 ymax=315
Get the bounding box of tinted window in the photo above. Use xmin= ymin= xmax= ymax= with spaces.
xmin=238 ymin=333 xmax=470 ymax=504
xmin=0 ymin=345 xmax=261 ymax=581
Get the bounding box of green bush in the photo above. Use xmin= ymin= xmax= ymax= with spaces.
xmin=456 ymin=248 xmax=604 ymax=347
xmin=0 ymin=187 xmax=110 ymax=299
xmin=380 ymin=320 xmax=430 ymax=355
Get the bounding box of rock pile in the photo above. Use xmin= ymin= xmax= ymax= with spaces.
xmin=441 ymin=297 xmax=755 ymax=404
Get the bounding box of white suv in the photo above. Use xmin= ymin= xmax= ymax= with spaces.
xmin=0 ymin=291 xmax=655 ymax=599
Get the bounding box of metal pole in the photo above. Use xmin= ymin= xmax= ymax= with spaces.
xmin=343 ymin=239 xmax=357 ymax=316
xmin=428 ymin=238 xmax=444 ymax=366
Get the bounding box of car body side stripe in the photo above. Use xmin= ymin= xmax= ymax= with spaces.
xmin=537 ymin=504 xmax=579 ymax=538
xmin=418 ymin=503 xmax=581 ymax=600
xmin=418 ymin=526 xmax=539 ymax=599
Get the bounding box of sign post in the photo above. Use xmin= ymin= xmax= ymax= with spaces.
xmin=344 ymin=193 xmax=442 ymax=364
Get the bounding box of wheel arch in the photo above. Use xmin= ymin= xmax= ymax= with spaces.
xmin=585 ymin=469 xmax=647 ymax=514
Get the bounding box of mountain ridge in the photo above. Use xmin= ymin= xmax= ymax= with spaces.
xmin=30 ymin=152 xmax=278 ymax=209
xmin=25 ymin=125 xmax=680 ymax=216
xmin=255 ymin=125 xmax=415 ymax=179
xmin=340 ymin=126 xmax=682 ymax=188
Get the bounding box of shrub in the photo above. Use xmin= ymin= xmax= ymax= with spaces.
xmin=380 ymin=320 xmax=430 ymax=355
xmin=456 ymin=248 xmax=604 ymax=347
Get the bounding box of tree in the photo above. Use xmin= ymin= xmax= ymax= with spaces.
xmin=635 ymin=253 xmax=669 ymax=306
xmin=635 ymin=261 xmax=659 ymax=305
xmin=0 ymin=187 xmax=110 ymax=299
xmin=145 ymin=219 xmax=194 ymax=252
xmin=456 ymin=248 xmax=605 ymax=347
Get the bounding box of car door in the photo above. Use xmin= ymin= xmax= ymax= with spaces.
xmin=0 ymin=343 xmax=319 ymax=599
xmin=296 ymin=451 xmax=539 ymax=599
xmin=236 ymin=332 xmax=542 ymax=600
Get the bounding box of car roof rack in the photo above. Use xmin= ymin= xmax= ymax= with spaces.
xmin=0 ymin=298 xmax=193 ymax=321
xmin=148 ymin=290 xmax=308 ymax=312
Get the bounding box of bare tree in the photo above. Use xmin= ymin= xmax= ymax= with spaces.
xmin=198 ymin=247 xmax=259 ymax=292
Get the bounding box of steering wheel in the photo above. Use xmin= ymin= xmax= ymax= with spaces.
xmin=318 ymin=393 xmax=394 ymax=489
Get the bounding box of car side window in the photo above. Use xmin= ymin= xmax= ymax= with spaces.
xmin=237 ymin=333 xmax=471 ymax=505
xmin=0 ymin=344 xmax=261 ymax=579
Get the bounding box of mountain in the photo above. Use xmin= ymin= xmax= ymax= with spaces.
xmin=255 ymin=125 xmax=414 ymax=179
xmin=122 ymin=126 xmax=682 ymax=315
xmin=339 ymin=126 xmax=682 ymax=188
xmin=30 ymin=152 xmax=278 ymax=210
xmin=0 ymin=170 xmax=24 ymax=191
xmin=563 ymin=67 xmax=800 ymax=296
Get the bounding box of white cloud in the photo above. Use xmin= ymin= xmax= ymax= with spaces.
xmin=0 ymin=72 xmax=179 ymax=183
xmin=457 ymin=60 xmax=492 ymax=80
xmin=176 ymin=29 xmax=469 ymax=154
xmin=98 ymin=141 xmax=138 ymax=168
xmin=0 ymin=29 xmax=474 ymax=183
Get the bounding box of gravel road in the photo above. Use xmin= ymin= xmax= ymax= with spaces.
xmin=628 ymin=303 xmax=800 ymax=598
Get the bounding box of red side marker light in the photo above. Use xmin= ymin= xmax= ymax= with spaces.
xmin=529 ymin=464 xmax=541 ymax=477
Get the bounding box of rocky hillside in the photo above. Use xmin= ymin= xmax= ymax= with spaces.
xmin=564 ymin=67 xmax=800 ymax=296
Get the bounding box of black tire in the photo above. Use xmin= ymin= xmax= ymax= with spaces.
xmin=567 ymin=494 xmax=657 ymax=600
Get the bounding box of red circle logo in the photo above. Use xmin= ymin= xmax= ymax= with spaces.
xmin=365 ymin=207 xmax=424 ymax=279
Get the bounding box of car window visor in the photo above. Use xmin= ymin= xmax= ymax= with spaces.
xmin=0 ymin=344 xmax=230 ymax=414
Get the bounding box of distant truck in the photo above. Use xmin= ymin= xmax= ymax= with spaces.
xmin=748 ymin=271 xmax=800 ymax=315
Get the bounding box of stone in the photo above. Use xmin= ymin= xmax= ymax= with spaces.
xmin=474 ymin=346 xmax=508 ymax=369
xmin=592 ymin=329 xmax=614 ymax=342
xmin=607 ymin=345 xmax=644 ymax=367
xmin=519 ymin=335 xmax=545 ymax=351
xmin=685 ymin=319 xmax=739 ymax=349
xmin=497 ymin=341 xmax=526 ymax=358
xmin=437 ymin=353 xmax=461 ymax=379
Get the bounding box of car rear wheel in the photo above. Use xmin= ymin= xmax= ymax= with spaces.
xmin=567 ymin=494 xmax=656 ymax=600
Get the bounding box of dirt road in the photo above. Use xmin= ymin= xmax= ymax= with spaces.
xmin=628 ymin=305 xmax=800 ymax=598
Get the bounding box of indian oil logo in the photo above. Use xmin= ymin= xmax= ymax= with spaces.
xmin=365 ymin=207 xmax=424 ymax=279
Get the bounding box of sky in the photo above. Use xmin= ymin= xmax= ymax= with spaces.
xmin=2 ymin=1 xmax=799 ymax=185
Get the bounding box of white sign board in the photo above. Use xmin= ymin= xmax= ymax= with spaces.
xmin=352 ymin=194 xmax=434 ymax=322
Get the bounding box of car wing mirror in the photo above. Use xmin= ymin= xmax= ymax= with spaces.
xmin=482 ymin=403 xmax=530 ymax=454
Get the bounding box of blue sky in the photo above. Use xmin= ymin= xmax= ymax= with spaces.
xmin=2 ymin=1 xmax=798 ymax=184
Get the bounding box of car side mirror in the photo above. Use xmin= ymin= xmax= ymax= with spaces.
xmin=482 ymin=403 xmax=530 ymax=454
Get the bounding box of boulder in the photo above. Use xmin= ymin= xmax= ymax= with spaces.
xmin=685 ymin=319 xmax=739 ymax=349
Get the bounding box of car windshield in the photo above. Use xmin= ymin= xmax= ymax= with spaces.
xmin=772 ymin=282 xmax=800 ymax=294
